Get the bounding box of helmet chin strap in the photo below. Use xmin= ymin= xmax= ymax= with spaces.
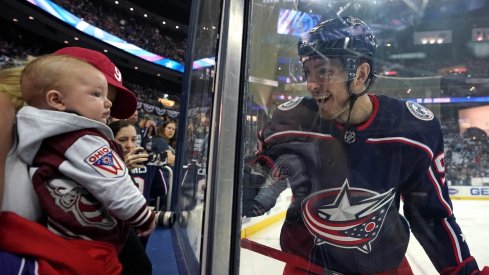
xmin=342 ymin=74 xmax=376 ymax=144
xmin=342 ymin=81 xmax=358 ymax=144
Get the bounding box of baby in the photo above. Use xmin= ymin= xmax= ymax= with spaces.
xmin=17 ymin=54 xmax=155 ymax=255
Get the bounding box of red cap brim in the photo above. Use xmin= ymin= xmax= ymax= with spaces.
xmin=107 ymin=77 xmax=138 ymax=119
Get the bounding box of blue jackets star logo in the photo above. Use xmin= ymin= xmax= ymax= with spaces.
xmin=302 ymin=180 xmax=395 ymax=253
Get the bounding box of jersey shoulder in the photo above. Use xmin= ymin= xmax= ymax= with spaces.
xmin=376 ymin=95 xmax=438 ymax=125
xmin=375 ymin=95 xmax=442 ymax=142
xmin=264 ymin=96 xmax=319 ymax=137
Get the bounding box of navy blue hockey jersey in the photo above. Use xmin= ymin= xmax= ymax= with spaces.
xmin=253 ymin=95 xmax=476 ymax=274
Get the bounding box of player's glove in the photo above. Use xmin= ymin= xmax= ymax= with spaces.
xmin=242 ymin=155 xmax=271 ymax=199
xmin=271 ymin=154 xmax=309 ymax=199
xmin=268 ymin=153 xmax=310 ymax=223
xmin=242 ymin=155 xmax=288 ymax=217
xmin=242 ymin=155 xmax=273 ymax=217
xmin=242 ymin=200 xmax=268 ymax=217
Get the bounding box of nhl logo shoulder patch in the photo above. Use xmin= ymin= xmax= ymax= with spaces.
xmin=85 ymin=145 xmax=125 ymax=177
xmin=278 ymin=96 xmax=304 ymax=111
xmin=406 ymin=101 xmax=434 ymax=121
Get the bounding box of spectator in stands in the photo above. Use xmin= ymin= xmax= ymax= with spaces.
xmin=127 ymin=109 xmax=139 ymax=125
xmin=109 ymin=120 xmax=169 ymax=212
xmin=192 ymin=112 xmax=210 ymax=162
xmin=183 ymin=119 xmax=196 ymax=162
xmin=109 ymin=120 xmax=173 ymax=249
xmin=108 ymin=117 xmax=152 ymax=275
xmin=53 ymin=0 xmax=187 ymax=61
xmin=153 ymin=120 xmax=177 ymax=167
xmin=16 ymin=53 xmax=155 ymax=271
xmin=136 ymin=114 xmax=157 ymax=150
xmin=160 ymin=120 xmax=178 ymax=150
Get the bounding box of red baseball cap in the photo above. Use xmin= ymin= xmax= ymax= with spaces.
xmin=53 ymin=47 xmax=137 ymax=119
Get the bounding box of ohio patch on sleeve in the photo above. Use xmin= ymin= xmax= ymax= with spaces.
xmin=85 ymin=145 xmax=125 ymax=177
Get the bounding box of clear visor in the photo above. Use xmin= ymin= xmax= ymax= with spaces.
xmin=295 ymin=55 xmax=350 ymax=84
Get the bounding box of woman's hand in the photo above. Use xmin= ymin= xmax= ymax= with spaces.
xmin=125 ymin=146 xmax=148 ymax=169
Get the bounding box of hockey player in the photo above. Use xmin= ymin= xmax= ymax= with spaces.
xmin=243 ymin=17 xmax=488 ymax=274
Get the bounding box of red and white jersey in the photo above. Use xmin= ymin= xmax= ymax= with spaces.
xmin=16 ymin=106 xmax=154 ymax=250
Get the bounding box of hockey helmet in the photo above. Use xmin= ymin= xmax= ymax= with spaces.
xmin=298 ymin=16 xmax=377 ymax=81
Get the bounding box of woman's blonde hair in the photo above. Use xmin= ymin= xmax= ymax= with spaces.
xmin=0 ymin=66 xmax=25 ymax=111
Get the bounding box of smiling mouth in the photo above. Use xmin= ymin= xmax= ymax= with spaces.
xmin=315 ymin=93 xmax=331 ymax=104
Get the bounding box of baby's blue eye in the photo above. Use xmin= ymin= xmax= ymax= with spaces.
xmin=93 ymin=90 xmax=102 ymax=97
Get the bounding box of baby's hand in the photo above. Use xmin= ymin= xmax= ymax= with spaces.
xmin=136 ymin=216 xmax=156 ymax=237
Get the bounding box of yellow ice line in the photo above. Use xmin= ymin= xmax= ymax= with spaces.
xmin=241 ymin=211 xmax=286 ymax=238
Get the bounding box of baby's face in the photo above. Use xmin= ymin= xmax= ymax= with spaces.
xmin=60 ymin=65 xmax=111 ymax=123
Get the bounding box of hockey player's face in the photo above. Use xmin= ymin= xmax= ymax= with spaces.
xmin=303 ymin=57 xmax=350 ymax=122
xmin=60 ymin=64 xmax=112 ymax=123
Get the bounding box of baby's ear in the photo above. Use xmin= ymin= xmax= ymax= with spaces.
xmin=46 ymin=90 xmax=66 ymax=111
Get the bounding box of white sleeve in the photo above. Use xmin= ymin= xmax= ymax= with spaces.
xmin=59 ymin=134 xmax=149 ymax=223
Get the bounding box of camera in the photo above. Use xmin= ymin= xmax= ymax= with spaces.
xmin=155 ymin=210 xmax=177 ymax=228
xmin=136 ymin=150 xmax=157 ymax=165
xmin=142 ymin=151 xmax=168 ymax=165
xmin=146 ymin=152 xmax=159 ymax=163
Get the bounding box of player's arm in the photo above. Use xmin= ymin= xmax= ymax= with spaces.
xmin=402 ymin=120 xmax=482 ymax=273
xmin=59 ymin=134 xmax=155 ymax=232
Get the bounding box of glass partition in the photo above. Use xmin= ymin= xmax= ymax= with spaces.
xmin=239 ymin=1 xmax=489 ymax=274
xmin=170 ymin=0 xmax=220 ymax=273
